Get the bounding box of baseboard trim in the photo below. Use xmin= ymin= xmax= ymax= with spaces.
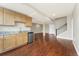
xmin=73 ymin=41 xmax=79 ymax=56
xmin=57 ymin=37 xmax=72 ymax=40
xmin=0 ymin=43 xmax=27 ymax=54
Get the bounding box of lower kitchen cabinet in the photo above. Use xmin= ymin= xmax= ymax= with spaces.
xmin=0 ymin=36 xmax=4 ymax=53
xmin=4 ymin=35 xmax=16 ymax=50
xmin=16 ymin=36 xmax=24 ymax=46
xmin=16 ymin=33 xmax=27 ymax=46
xmin=0 ymin=32 xmax=28 ymax=53
xmin=21 ymin=32 xmax=28 ymax=44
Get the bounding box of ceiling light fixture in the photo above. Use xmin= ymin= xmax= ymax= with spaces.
xmin=52 ymin=13 xmax=56 ymax=17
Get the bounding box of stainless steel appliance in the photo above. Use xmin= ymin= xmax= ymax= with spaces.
xmin=28 ymin=32 xmax=33 ymax=43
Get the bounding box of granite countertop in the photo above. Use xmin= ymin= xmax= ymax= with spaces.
xmin=0 ymin=30 xmax=32 ymax=36
xmin=0 ymin=31 xmax=20 ymax=36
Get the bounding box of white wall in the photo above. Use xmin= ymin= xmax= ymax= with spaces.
xmin=31 ymin=23 xmax=43 ymax=33
xmin=72 ymin=4 xmax=79 ymax=55
xmin=67 ymin=15 xmax=73 ymax=39
xmin=32 ymin=23 xmax=56 ymax=36
xmin=45 ymin=24 xmax=49 ymax=33
xmin=57 ymin=16 xmax=73 ymax=40
xmin=49 ymin=24 xmax=56 ymax=35
xmin=42 ymin=23 xmax=56 ymax=36
xmin=55 ymin=17 xmax=67 ymax=29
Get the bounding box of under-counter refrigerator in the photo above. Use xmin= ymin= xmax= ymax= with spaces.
xmin=28 ymin=32 xmax=33 ymax=44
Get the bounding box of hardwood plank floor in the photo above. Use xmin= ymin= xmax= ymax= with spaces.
xmin=0 ymin=33 xmax=77 ymax=56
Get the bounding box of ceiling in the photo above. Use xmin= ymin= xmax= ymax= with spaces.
xmin=0 ymin=3 xmax=76 ymax=24
xmin=28 ymin=3 xmax=75 ymax=18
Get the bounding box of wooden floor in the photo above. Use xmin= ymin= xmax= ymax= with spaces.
xmin=0 ymin=33 xmax=77 ymax=56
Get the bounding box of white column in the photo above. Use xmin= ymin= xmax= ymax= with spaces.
xmin=43 ymin=24 xmax=45 ymax=36
xmin=49 ymin=24 xmax=56 ymax=35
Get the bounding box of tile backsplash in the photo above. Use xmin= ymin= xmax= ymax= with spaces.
xmin=0 ymin=23 xmax=31 ymax=32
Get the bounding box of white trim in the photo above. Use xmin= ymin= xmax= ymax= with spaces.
xmin=73 ymin=41 xmax=79 ymax=56
xmin=57 ymin=38 xmax=72 ymax=41
xmin=57 ymin=36 xmax=73 ymax=40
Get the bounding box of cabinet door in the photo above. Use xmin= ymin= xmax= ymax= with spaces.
xmin=21 ymin=32 xmax=28 ymax=44
xmin=0 ymin=36 xmax=4 ymax=53
xmin=14 ymin=13 xmax=21 ymax=22
xmin=4 ymin=35 xmax=16 ymax=50
xmin=15 ymin=13 xmax=24 ymax=22
xmin=0 ymin=8 xmax=3 ymax=25
xmin=25 ymin=17 xmax=32 ymax=27
xmin=4 ymin=9 xmax=15 ymax=25
xmin=16 ymin=33 xmax=24 ymax=46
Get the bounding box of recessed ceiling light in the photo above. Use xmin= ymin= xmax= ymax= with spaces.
xmin=52 ymin=13 xmax=56 ymax=17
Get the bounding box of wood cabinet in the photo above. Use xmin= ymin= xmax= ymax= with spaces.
xmin=4 ymin=35 xmax=16 ymax=50
xmin=0 ymin=36 xmax=4 ymax=53
xmin=0 ymin=7 xmax=32 ymax=26
xmin=0 ymin=8 xmax=15 ymax=25
xmin=4 ymin=9 xmax=15 ymax=25
xmin=21 ymin=32 xmax=28 ymax=44
xmin=14 ymin=13 xmax=32 ymax=27
xmin=16 ymin=34 xmax=24 ymax=46
xmin=14 ymin=13 xmax=26 ymax=23
xmin=16 ymin=32 xmax=28 ymax=46
xmin=24 ymin=17 xmax=32 ymax=27
xmin=0 ymin=32 xmax=28 ymax=53
xmin=0 ymin=8 xmax=4 ymax=25
xmin=21 ymin=16 xmax=32 ymax=27
xmin=14 ymin=13 xmax=22 ymax=22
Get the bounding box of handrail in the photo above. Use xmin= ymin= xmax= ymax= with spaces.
xmin=56 ymin=23 xmax=67 ymax=36
xmin=57 ymin=23 xmax=67 ymax=30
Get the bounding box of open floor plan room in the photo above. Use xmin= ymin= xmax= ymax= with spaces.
xmin=0 ymin=3 xmax=79 ymax=56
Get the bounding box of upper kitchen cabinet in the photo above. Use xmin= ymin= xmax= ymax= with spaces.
xmin=14 ymin=13 xmax=27 ymax=23
xmin=24 ymin=16 xmax=32 ymax=27
xmin=15 ymin=13 xmax=32 ymax=27
xmin=4 ymin=9 xmax=15 ymax=25
xmin=0 ymin=8 xmax=4 ymax=25
xmin=14 ymin=13 xmax=23 ymax=22
xmin=0 ymin=7 xmax=32 ymax=26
